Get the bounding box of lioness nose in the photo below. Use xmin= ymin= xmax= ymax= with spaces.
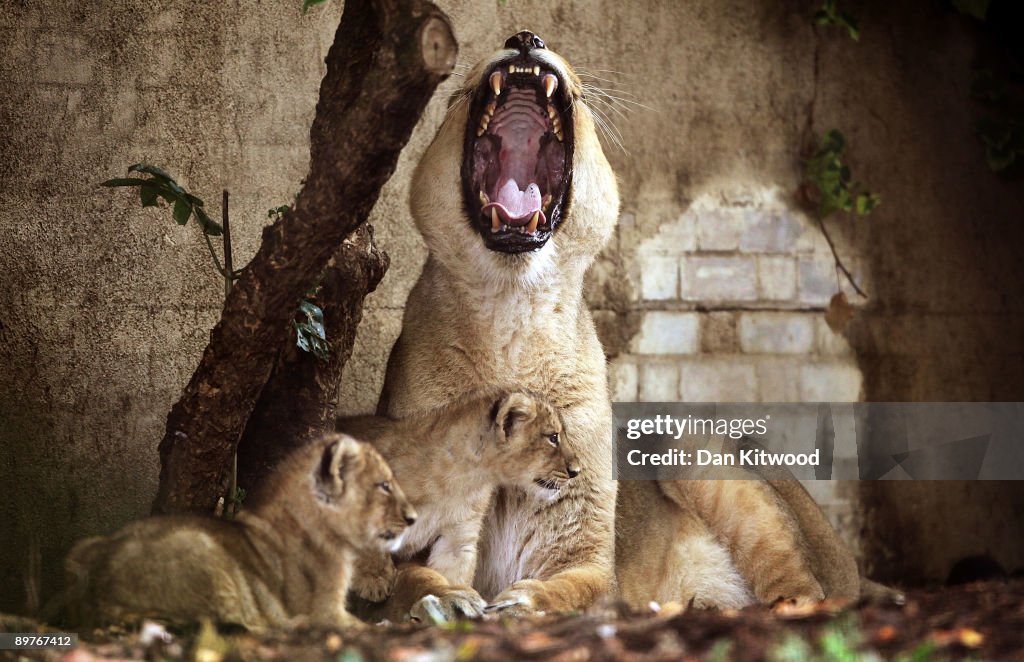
xmin=404 ymin=510 xmax=417 ymax=526
xmin=567 ymin=464 xmax=581 ymax=478
xmin=504 ymin=30 xmax=546 ymax=55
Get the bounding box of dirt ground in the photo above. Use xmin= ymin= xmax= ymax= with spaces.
xmin=2 ymin=580 xmax=1021 ymax=661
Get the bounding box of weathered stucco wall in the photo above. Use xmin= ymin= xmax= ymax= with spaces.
xmin=1 ymin=0 xmax=1021 ymax=612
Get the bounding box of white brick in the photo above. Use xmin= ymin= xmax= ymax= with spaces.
xmin=638 ymin=211 xmax=696 ymax=256
xmin=639 ymin=363 xmax=680 ymax=401
xmin=799 ymin=362 xmax=863 ymax=401
xmin=681 ymin=256 xmax=757 ymax=302
xmin=798 ymin=255 xmax=838 ymax=305
xmin=632 ymin=312 xmax=699 ymax=355
xmin=740 ymin=210 xmax=804 ymax=252
xmin=755 ymin=359 xmax=801 ymax=402
xmin=757 ymin=256 xmax=797 ymax=301
xmin=739 ymin=313 xmax=815 ymax=354
xmin=680 ymin=360 xmax=757 ymax=402
xmin=640 ymin=255 xmax=678 ymax=300
xmin=815 ymin=316 xmax=854 ymax=357
xmin=696 ymin=209 xmax=744 ymax=251
xmin=610 ymin=359 xmax=639 ymax=402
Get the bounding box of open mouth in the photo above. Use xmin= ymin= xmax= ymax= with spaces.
xmin=462 ymin=56 xmax=574 ymax=253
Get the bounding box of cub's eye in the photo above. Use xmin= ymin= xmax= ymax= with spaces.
xmin=547 ymin=433 xmax=560 ymax=447
xmin=378 ymin=481 xmax=392 ymax=494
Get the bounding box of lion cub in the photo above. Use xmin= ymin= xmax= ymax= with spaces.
xmin=64 ymin=434 xmax=416 ymax=629
xmin=338 ymin=392 xmax=580 ymax=604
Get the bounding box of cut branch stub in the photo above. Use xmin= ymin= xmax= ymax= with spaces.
xmin=153 ymin=0 xmax=456 ymax=514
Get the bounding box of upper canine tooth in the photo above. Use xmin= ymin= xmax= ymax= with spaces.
xmin=543 ymin=74 xmax=558 ymax=98
xmin=490 ymin=71 xmax=503 ymax=96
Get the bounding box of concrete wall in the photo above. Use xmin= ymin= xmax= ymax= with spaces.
xmin=2 ymin=0 xmax=1021 ymax=612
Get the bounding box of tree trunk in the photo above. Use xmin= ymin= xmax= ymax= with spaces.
xmin=153 ymin=0 xmax=456 ymax=514
xmin=236 ymin=224 xmax=389 ymax=490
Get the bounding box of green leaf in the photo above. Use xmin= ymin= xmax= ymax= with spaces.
xmin=128 ymin=164 xmax=184 ymax=193
xmin=838 ymin=12 xmax=860 ymax=41
xmin=302 ymin=0 xmax=328 ymax=13
xmin=140 ymin=186 xmax=160 ymax=207
xmin=986 ymin=143 xmax=1016 ymax=171
xmin=101 ymin=177 xmax=153 ymax=188
xmin=953 ymin=0 xmax=990 ymax=21
xmin=173 ymin=197 xmax=192 ymax=225
xmin=855 ymin=192 xmax=880 ymax=215
xmin=193 ymin=206 xmax=223 ymax=236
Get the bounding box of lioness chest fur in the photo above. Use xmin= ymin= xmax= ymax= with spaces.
xmin=63 ymin=435 xmax=415 ymax=629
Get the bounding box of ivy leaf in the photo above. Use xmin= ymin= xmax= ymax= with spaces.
xmin=101 ymin=177 xmax=153 ymax=188
xmin=855 ymin=192 xmax=880 ymax=215
xmin=838 ymin=12 xmax=860 ymax=41
xmin=140 ymin=186 xmax=160 ymax=208
xmin=173 ymin=197 xmax=192 ymax=225
xmin=986 ymin=144 xmax=1016 ymax=171
xmin=952 ymin=0 xmax=990 ymax=21
xmin=193 ymin=206 xmax=223 ymax=236
xmin=294 ymin=300 xmax=329 ymax=361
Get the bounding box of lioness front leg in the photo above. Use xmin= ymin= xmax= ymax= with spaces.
xmin=427 ymin=524 xmax=480 ymax=588
xmin=486 ymin=564 xmax=610 ymax=616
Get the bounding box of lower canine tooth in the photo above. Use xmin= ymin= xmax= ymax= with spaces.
xmin=527 ymin=212 xmax=539 ymax=234
xmin=491 ymin=208 xmax=501 ymax=232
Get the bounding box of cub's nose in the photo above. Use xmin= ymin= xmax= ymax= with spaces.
xmin=403 ymin=509 xmax=418 ymax=526
xmin=504 ymin=30 xmax=546 ymax=55
xmin=567 ymin=462 xmax=581 ymax=479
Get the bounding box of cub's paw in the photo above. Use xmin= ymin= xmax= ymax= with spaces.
xmin=484 ymin=583 xmax=539 ymax=618
xmin=409 ymin=588 xmax=487 ymax=624
xmin=352 ymin=557 xmax=396 ymax=602
xmin=351 ymin=570 xmax=395 ymax=603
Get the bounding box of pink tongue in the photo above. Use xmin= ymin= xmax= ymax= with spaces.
xmin=496 ymin=179 xmax=542 ymax=221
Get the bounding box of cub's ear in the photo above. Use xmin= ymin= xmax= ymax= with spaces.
xmin=493 ymin=392 xmax=536 ymax=443
xmin=317 ymin=434 xmax=364 ymax=499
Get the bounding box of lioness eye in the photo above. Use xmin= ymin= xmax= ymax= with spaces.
xmin=378 ymin=481 xmax=392 ymax=494
xmin=547 ymin=433 xmax=559 ymax=447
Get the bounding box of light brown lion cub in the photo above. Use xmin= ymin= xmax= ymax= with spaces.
xmin=63 ymin=434 xmax=416 ymax=629
xmin=338 ymin=391 xmax=580 ymax=619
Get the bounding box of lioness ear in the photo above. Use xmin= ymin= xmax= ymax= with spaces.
xmin=494 ymin=392 xmax=536 ymax=443
xmin=318 ymin=434 xmax=363 ymax=498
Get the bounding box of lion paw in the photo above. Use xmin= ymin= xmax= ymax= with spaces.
xmin=409 ymin=588 xmax=487 ymax=624
xmin=351 ymin=563 xmax=396 ymax=603
xmin=484 ymin=586 xmax=537 ymax=618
